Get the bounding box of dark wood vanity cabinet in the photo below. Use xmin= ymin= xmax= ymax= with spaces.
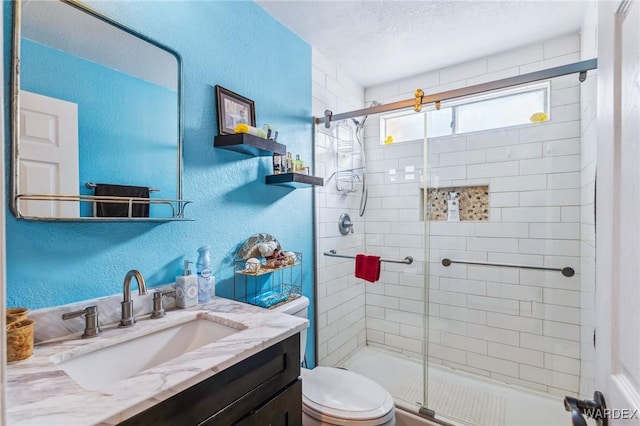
xmin=118 ymin=333 xmax=301 ymax=426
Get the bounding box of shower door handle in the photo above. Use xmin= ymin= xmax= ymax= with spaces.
xmin=564 ymin=391 xmax=608 ymax=426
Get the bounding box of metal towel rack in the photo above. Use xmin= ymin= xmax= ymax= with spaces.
xmin=86 ymin=182 xmax=159 ymax=192
xmin=324 ymin=250 xmax=413 ymax=265
xmin=441 ymin=258 xmax=575 ymax=277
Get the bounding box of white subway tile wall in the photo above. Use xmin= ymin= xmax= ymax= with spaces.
xmin=312 ymin=49 xmax=367 ymax=367
xmin=313 ymin=31 xmax=594 ymax=398
xmin=361 ymin=33 xmax=584 ymax=396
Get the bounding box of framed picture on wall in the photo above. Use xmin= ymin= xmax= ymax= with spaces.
xmin=215 ymin=85 xmax=256 ymax=135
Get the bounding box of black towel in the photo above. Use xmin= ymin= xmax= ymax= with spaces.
xmin=94 ymin=184 xmax=150 ymax=218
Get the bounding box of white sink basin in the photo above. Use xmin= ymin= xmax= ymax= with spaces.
xmin=55 ymin=317 xmax=242 ymax=390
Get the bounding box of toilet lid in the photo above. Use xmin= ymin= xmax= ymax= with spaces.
xmin=302 ymin=367 xmax=394 ymax=422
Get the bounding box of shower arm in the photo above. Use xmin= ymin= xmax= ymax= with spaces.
xmin=314 ymin=59 xmax=597 ymax=127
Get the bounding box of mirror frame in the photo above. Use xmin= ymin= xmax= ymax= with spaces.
xmin=10 ymin=0 xmax=187 ymax=221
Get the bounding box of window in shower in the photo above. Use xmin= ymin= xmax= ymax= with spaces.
xmin=379 ymin=81 xmax=550 ymax=144
xmin=382 ymin=109 xmax=425 ymax=143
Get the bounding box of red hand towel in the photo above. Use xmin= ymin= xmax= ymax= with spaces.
xmin=355 ymin=254 xmax=381 ymax=283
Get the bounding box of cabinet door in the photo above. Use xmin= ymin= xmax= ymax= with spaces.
xmin=228 ymin=380 xmax=302 ymax=426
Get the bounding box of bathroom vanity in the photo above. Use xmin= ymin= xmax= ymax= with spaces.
xmin=119 ymin=334 xmax=301 ymax=425
xmin=5 ymin=297 xmax=307 ymax=425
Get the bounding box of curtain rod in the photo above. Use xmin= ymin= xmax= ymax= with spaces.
xmin=314 ymin=58 xmax=597 ymax=126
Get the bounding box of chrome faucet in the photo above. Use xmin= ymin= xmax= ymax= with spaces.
xmin=119 ymin=269 xmax=148 ymax=327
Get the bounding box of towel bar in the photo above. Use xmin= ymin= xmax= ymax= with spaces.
xmin=441 ymin=258 xmax=575 ymax=277
xmin=324 ymin=250 xmax=413 ymax=265
xmin=86 ymin=182 xmax=159 ymax=192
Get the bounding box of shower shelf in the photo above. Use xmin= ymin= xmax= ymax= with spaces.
xmin=214 ymin=133 xmax=286 ymax=157
xmin=265 ymin=172 xmax=324 ymax=188
xmin=317 ymin=120 xmax=361 ymax=193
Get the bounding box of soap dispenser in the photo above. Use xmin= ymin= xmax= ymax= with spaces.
xmin=175 ymin=260 xmax=198 ymax=308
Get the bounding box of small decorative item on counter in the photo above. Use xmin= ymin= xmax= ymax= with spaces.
xmin=6 ymin=318 xmax=34 ymax=362
xmin=265 ymin=248 xmax=287 ymax=268
xmin=247 ymin=290 xmax=288 ymax=308
xmin=384 ymin=135 xmax=394 ymax=144
xmin=197 ymin=245 xmax=215 ymax=302
xmin=175 ymin=260 xmax=198 ymax=308
xmin=6 ymin=307 xmax=28 ymax=325
xmin=232 ymin=234 xmax=303 ymax=310
xmin=258 ymin=241 xmax=277 ymax=258
xmin=447 ymin=191 xmax=460 ymax=222
xmin=283 ymin=251 xmax=297 ymax=265
xmin=245 ymin=257 xmax=261 ymax=273
xmin=234 ymin=123 xmax=267 ymax=138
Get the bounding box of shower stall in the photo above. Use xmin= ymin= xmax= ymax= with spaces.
xmin=313 ymin=55 xmax=597 ymax=426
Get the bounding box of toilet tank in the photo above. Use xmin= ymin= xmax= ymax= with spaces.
xmin=272 ymin=295 xmax=309 ymax=362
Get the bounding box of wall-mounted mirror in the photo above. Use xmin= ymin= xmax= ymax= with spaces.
xmin=10 ymin=0 xmax=189 ymax=221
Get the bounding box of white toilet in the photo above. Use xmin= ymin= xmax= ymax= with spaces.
xmin=273 ymin=296 xmax=396 ymax=426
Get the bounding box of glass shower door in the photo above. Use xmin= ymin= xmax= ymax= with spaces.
xmin=315 ymin=117 xmax=431 ymax=418
xmin=423 ymin=73 xmax=593 ymax=426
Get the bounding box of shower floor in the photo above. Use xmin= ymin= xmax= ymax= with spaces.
xmin=341 ymin=346 xmax=568 ymax=426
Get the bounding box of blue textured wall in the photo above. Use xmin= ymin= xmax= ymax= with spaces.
xmin=21 ymin=38 xmax=178 ymax=217
xmin=4 ymin=1 xmax=315 ymax=366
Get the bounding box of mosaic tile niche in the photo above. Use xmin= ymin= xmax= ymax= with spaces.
xmin=427 ymin=185 xmax=489 ymax=221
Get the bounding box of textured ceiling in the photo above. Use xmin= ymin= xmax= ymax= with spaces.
xmin=257 ymin=0 xmax=589 ymax=87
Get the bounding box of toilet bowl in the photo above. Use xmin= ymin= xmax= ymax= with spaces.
xmin=272 ymin=296 xmax=395 ymax=426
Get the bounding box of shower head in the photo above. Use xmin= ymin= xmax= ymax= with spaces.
xmin=352 ymin=101 xmax=382 ymax=129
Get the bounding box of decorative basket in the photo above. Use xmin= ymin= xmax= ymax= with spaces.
xmin=232 ymin=234 xmax=302 ymax=309
xmin=6 ymin=307 xmax=28 ymax=325
xmin=6 ymin=318 xmax=34 ymax=362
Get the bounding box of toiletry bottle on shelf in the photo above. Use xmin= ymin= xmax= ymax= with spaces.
xmin=197 ymin=245 xmax=214 ymax=302
xmin=294 ymin=155 xmax=304 ymax=172
xmin=175 ymin=260 xmax=198 ymax=308
xmin=286 ymin=152 xmax=293 ymax=173
xmin=447 ymin=191 xmax=460 ymax=222
xmin=272 ymin=153 xmax=281 ymax=174
xmin=263 ymin=124 xmax=272 ymax=139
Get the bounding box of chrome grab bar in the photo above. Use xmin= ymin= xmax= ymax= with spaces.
xmin=441 ymin=258 xmax=575 ymax=277
xmin=324 ymin=250 xmax=413 ymax=265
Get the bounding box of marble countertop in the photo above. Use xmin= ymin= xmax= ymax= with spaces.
xmin=6 ymin=297 xmax=308 ymax=426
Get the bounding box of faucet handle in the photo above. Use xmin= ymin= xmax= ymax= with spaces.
xmin=151 ymin=290 xmax=176 ymax=319
xmin=62 ymin=306 xmax=102 ymax=338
